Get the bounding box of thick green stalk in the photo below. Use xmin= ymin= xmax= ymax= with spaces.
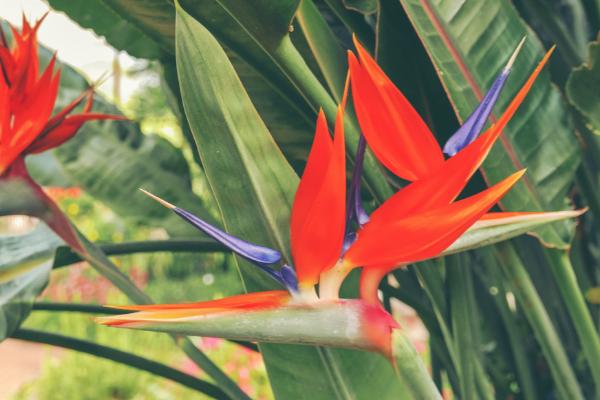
xmin=473 ymin=360 xmax=494 ymax=400
xmin=272 ymin=35 xmax=393 ymax=202
xmin=11 ymin=328 xmax=229 ymax=400
xmin=480 ymin=252 xmax=539 ymax=400
xmin=544 ymin=248 xmax=600 ymax=391
xmin=296 ymin=0 xmax=347 ymax=101
xmin=447 ymin=256 xmax=477 ymax=400
xmin=392 ymin=329 xmax=442 ymax=400
xmin=495 ymin=243 xmax=583 ymax=399
xmin=53 ymin=238 xmax=227 ymax=269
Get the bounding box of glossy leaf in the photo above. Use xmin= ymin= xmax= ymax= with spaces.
xmin=175 ymin=6 xmax=403 ymax=399
xmin=0 ymin=222 xmax=61 ymax=340
xmin=567 ymin=35 xmax=600 ymax=135
xmin=398 ymin=0 xmax=581 ymax=248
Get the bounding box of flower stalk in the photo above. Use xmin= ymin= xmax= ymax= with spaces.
xmin=392 ymin=330 xmax=443 ymax=400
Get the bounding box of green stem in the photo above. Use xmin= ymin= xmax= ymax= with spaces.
xmin=495 ymin=243 xmax=583 ymax=399
xmin=10 ymin=328 xmax=229 ymax=400
xmin=481 ymin=251 xmax=539 ymax=400
xmin=544 ymin=248 xmax=600 ymax=391
xmin=53 ymin=238 xmax=227 ymax=269
xmin=473 ymin=360 xmax=494 ymax=400
xmin=32 ymin=302 xmax=126 ymax=315
xmin=391 ymin=329 xmax=442 ymax=400
xmin=296 ymin=0 xmax=347 ymax=101
xmin=273 ymin=36 xmax=393 ymax=202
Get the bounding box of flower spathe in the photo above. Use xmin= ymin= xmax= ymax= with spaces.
xmin=97 ymin=39 xmax=581 ymax=358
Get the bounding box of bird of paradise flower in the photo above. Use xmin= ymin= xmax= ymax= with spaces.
xmin=96 ymin=37 xmax=581 ymax=396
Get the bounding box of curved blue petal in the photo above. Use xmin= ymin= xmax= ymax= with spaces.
xmin=280 ymin=264 xmax=299 ymax=293
xmin=173 ymin=207 xmax=282 ymax=266
xmin=443 ymin=38 xmax=526 ymax=156
xmin=346 ymin=135 xmax=370 ymax=227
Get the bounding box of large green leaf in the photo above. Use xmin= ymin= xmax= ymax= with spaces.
xmin=46 ymin=0 xmax=173 ymax=59
xmin=176 ymin=0 xmax=309 ymax=114
xmin=176 ymin=6 xmax=403 ymax=399
xmin=567 ymin=35 xmax=600 ymax=135
xmin=177 ymin=0 xmax=393 ymax=201
xmin=161 ymin=54 xmax=313 ymax=170
xmin=398 ymin=0 xmax=581 ymax=248
xmin=0 ymin=222 xmax=62 ymax=340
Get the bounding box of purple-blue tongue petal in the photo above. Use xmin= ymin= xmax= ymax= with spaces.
xmin=280 ymin=264 xmax=299 ymax=293
xmin=139 ymin=189 xmax=282 ymax=267
xmin=173 ymin=207 xmax=282 ymax=266
xmin=343 ymin=135 xmax=369 ymax=255
xmin=347 ymin=135 xmax=370 ymax=227
xmin=443 ymin=37 xmax=526 ymax=156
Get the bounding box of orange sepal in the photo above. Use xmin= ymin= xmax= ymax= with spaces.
xmin=27 ymin=113 xmax=127 ymax=154
xmin=349 ymin=38 xmax=444 ymax=181
xmin=101 ymin=290 xmax=291 ymax=326
xmin=345 ymin=170 xmax=525 ymax=268
xmin=359 ymin=265 xmax=396 ymax=305
xmin=291 ymin=108 xmax=346 ymax=287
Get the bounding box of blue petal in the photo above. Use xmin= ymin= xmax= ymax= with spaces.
xmin=342 ymin=231 xmax=357 ymax=255
xmin=173 ymin=207 xmax=282 ymax=266
xmin=280 ymin=264 xmax=299 ymax=293
xmin=347 ymin=135 xmax=370 ymax=227
xmin=443 ymin=38 xmax=526 ymax=156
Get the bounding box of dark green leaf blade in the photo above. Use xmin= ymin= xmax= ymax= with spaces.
xmin=567 ymin=35 xmax=600 ymax=135
xmin=0 ymin=222 xmax=62 ymax=341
